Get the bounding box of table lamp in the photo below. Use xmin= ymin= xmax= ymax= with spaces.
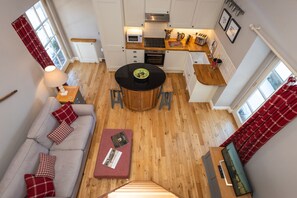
xmin=44 ymin=65 xmax=68 ymax=96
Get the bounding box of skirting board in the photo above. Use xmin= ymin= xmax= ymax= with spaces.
xmin=209 ymin=100 xmax=233 ymax=113
xmin=71 ymin=57 xmax=104 ymax=63
xmin=71 ymin=57 xmax=80 ymax=63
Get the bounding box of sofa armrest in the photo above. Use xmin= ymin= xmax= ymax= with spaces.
xmin=71 ymin=104 xmax=96 ymax=121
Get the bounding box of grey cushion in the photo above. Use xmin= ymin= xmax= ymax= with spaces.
xmin=0 ymin=139 xmax=48 ymax=198
xmin=50 ymin=149 xmax=83 ymax=197
xmin=27 ymin=97 xmax=61 ymax=148
xmin=50 ymin=116 xmax=93 ymax=151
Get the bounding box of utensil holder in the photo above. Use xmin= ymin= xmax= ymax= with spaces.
xmin=211 ymin=58 xmax=222 ymax=70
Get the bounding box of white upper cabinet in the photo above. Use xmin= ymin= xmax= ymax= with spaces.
xmin=145 ymin=0 xmax=171 ymax=13
xmin=192 ymin=0 xmax=224 ymax=29
xmin=169 ymin=0 xmax=198 ymax=28
xmin=92 ymin=0 xmax=126 ymax=69
xmin=124 ymin=0 xmax=145 ymax=27
xmin=92 ymin=0 xmax=125 ymax=46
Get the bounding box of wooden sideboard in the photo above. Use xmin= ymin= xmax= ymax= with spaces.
xmin=202 ymin=147 xmax=252 ymax=198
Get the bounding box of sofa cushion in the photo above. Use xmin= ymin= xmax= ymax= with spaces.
xmin=0 ymin=139 xmax=48 ymax=198
xmin=24 ymin=174 xmax=55 ymax=197
xmin=52 ymin=102 xmax=78 ymax=125
xmin=49 ymin=149 xmax=83 ymax=197
xmin=47 ymin=120 xmax=74 ymax=145
xmin=35 ymin=153 xmax=56 ymax=179
xmin=50 ymin=115 xmax=93 ymax=151
xmin=27 ymin=97 xmax=61 ymax=148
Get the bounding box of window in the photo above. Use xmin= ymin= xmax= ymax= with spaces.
xmin=237 ymin=60 xmax=293 ymax=123
xmin=26 ymin=2 xmax=66 ymax=69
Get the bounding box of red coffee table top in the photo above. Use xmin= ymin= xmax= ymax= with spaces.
xmin=94 ymin=129 xmax=133 ymax=178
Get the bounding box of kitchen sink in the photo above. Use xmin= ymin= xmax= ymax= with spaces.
xmin=190 ymin=52 xmax=210 ymax=64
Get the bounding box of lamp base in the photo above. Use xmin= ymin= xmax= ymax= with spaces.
xmin=59 ymin=86 xmax=68 ymax=96
xmin=59 ymin=90 xmax=68 ymax=96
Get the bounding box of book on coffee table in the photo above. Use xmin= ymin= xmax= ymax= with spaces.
xmin=102 ymin=148 xmax=122 ymax=169
xmin=111 ymin=131 xmax=129 ymax=148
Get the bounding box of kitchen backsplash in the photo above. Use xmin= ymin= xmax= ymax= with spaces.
xmin=125 ymin=23 xmax=212 ymax=39
xmin=208 ymin=31 xmax=236 ymax=83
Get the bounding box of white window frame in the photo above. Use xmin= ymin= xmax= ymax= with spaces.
xmin=233 ymin=56 xmax=296 ymax=126
xmin=25 ymin=1 xmax=68 ymax=70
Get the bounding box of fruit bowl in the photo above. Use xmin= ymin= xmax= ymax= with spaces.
xmin=133 ymin=68 xmax=149 ymax=80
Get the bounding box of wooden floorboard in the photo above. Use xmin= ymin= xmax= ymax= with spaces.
xmin=66 ymin=61 xmax=237 ymax=198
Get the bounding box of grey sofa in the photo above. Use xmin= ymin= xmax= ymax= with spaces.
xmin=0 ymin=97 xmax=96 ymax=198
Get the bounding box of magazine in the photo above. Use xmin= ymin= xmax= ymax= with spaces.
xmin=102 ymin=148 xmax=122 ymax=169
xmin=111 ymin=131 xmax=129 ymax=148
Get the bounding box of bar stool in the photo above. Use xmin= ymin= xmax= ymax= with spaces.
xmin=159 ymin=77 xmax=173 ymax=110
xmin=110 ymin=78 xmax=123 ymax=109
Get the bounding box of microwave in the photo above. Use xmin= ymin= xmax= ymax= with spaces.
xmin=126 ymin=29 xmax=143 ymax=43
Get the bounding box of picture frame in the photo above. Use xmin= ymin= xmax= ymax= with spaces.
xmin=226 ymin=19 xmax=241 ymax=43
xmin=219 ymin=9 xmax=231 ymax=31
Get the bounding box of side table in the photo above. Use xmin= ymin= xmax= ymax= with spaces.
xmin=56 ymin=86 xmax=85 ymax=104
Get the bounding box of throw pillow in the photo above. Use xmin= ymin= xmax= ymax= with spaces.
xmin=47 ymin=120 xmax=74 ymax=144
xmin=52 ymin=101 xmax=78 ymax=125
xmin=24 ymin=174 xmax=55 ymax=198
xmin=35 ymin=153 xmax=56 ymax=179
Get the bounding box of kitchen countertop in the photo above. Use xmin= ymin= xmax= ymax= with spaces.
xmin=126 ymin=38 xmax=226 ymax=86
xmin=126 ymin=38 xmax=209 ymax=52
xmin=193 ymin=64 xmax=226 ymax=86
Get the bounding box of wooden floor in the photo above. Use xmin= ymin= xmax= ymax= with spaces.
xmin=66 ymin=61 xmax=237 ymax=198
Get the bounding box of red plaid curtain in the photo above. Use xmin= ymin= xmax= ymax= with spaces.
xmin=221 ymin=76 xmax=297 ymax=164
xmin=11 ymin=15 xmax=54 ymax=69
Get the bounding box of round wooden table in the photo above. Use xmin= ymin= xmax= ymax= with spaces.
xmin=115 ymin=63 xmax=166 ymax=111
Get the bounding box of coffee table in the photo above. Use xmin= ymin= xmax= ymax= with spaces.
xmin=94 ymin=129 xmax=133 ymax=178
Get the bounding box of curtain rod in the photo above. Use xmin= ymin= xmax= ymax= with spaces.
xmin=249 ymin=24 xmax=294 ymax=72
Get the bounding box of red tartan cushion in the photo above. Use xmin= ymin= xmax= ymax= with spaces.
xmin=24 ymin=174 xmax=55 ymax=198
xmin=47 ymin=120 xmax=74 ymax=144
xmin=52 ymin=102 xmax=78 ymax=125
xmin=35 ymin=153 xmax=56 ymax=179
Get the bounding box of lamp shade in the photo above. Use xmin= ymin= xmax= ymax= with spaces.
xmin=44 ymin=65 xmax=68 ymax=87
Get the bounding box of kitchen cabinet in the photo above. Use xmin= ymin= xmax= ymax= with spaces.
xmin=169 ymin=0 xmax=198 ymax=28
xmin=123 ymin=0 xmax=145 ymax=27
xmin=192 ymin=0 xmax=224 ymax=29
xmin=184 ymin=53 xmax=218 ymax=102
xmin=126 ymin=49 xmax=144 ymax=64
xmin=145 ymin=0 xmax=171 ymax=13
xmin=92 ymin=0 xmax=126 ymax=70
xmin=164 ymin=50 xmax=187 ymax=72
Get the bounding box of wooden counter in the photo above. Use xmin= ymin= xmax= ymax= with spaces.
xmin=126 ymin=38 xmax=226 ymax=86
xmin=193 ymin=64 xmax=226 ymax=86
xmin=126 ymin=38 xmax=209 ymax=52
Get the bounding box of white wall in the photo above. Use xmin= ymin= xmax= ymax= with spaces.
xmin=51 ymin=0 xmax=104 ymax=59
xmin=211 ymin=0 xmax=297 ymax=197
xmin=213 ymin=37 xmax=270 ymax=106
xmin=0 ymin=0 xmax=53 ymax=178
xmin=212 ymin=0 xmax=297 ymax=107
xmin=245 ymin=118 xmax=297 ymax=198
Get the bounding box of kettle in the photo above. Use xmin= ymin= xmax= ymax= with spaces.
xmin=176 ymin=32 xmax=185 ymax=41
